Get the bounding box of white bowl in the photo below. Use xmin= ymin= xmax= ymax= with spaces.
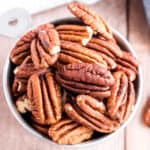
xmin=3 ymin=18 xmax=143 ymax=148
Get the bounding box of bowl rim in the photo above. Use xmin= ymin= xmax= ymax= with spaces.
xmin=2 ymin=18 xmax=143 ymax=148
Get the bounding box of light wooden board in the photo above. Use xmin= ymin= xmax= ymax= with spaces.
xmin=0 ymin=0 xmax=129 ymax=149
xmin=126 ymin=0 xmax=150 ymax=150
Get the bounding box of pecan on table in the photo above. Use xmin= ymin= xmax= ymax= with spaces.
xmin=65 ymin=95 xmax=120 ymax=133
xmin=59 ymin=40 xmax=107 ymax=68
xmin=27 ymin=72 xmax=62 ymax=125
xmin=116 ymin=51 xmax=139 ymax=81
xmin=68 ymin=2 xmax=113 ymax=41
xmin=56 ymin=63 xmax=114 ymax=99
xmin=48 ymin=118 xmax=93 ymax=144
xmin=16 ymin=94 xmax=31 ymax=113
xmin=56 ymin=24 xmax=93 ymax=45
xmin=107 ymin=71 xmax=136 ymax=122
xmin=143 ymin=99 xmax=150 ymax=127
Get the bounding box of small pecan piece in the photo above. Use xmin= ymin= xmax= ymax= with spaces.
xmin=48 ymin=118 xmax=93 ymax=144
xmin=27 ymin=72 xmax=62 ymax=125
xmin=12 ymin=77 xmax=27 ymax=96
xmin=116 ymin=52 xmax=139 ymax=81
xmin=10 ymin=31 xmax=36 ymax=65
xmin=31 ymin=39 xmax=58 ymax=69
xmin=16 ymin=94 xmax=31 ymax=113
xmin=65 ymin=95 xmax=119 ymax=133
xmin=56 ymin=24 xmax=93 ymax=45
xmin=60 ymin=40 xmax=107 ymax=68
xmin=56 ymin=63 xmax=114 ymax=99
xmin=143 ymin=99 xmax=150 ymax=127
xmin=38 ymin=29 xmax=60 ymax=55
xmin=68 ymin=2 xmax=113 ymax=40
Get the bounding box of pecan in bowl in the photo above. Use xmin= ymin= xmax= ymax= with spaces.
xmin=3 ymin=1 xmax=142 ymax=147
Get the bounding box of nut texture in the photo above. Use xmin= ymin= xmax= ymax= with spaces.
xmin=27 ymin=72 xmax=62 ymax=125
xmin=68 ymin=2 xmax=113 ymax=40
xmin=65 ymin=95 xmax=120 ymax=133
xmin=48 ymin=118 xmax=93 ymax=144
xmin=56 ymin=63 xmax=114 ymax=99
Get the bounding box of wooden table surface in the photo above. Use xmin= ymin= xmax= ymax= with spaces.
xmin=0 ymin=0 xmax=150 ymax=149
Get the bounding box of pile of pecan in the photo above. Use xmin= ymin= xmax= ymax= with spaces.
xmin=10 ymin=2 xmax=139 ymax=145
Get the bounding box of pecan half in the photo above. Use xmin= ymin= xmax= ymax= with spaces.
xmin=14 ymin=56 xmax=49 ymax=79
xmin=65 ymin=95 xmax=120 ymax=133
xmin=48 ymin=118 xmax=93 ymax=144
xmin=116 ymin=51 xmax=139 ymax=81
xmin=16 ymin=94 xmax=31 ymax=113
xmin=68 ymin=2 xmax=113 ymax=40
xmin=56 ymin=24 xmax=93 ymax=45
xmin=116 ymin=81 xmax=135 ymax=123
xmin=10 ymin=31 xmax=36 ymax=65
xmin=60 ymin=40 xmax=107 ymax=68
xmin=143 ymin=99 xmax=150 ymax=127
xmin=27 ymin=72 xmax=62 ymax=125
xmin=32 ymin=123 xmax=49 ymax=135
xmin=38 ymin=29 xmax=60 ymax=55
xmin=56 ymin=63 xmax=114 ymax=99
xmin=87 ymin=37 xmax=122 ymax=58
xmin=30 ymin=39 xmax=58 ymax=69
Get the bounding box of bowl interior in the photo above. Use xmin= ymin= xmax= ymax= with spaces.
xmin=3 ymin=18 xmax=142 ymax=147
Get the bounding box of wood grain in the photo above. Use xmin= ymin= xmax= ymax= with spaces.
xmin=0 ymin=0 xmax=127 ymax=149
xmin=126 ymin=0 xmax=150 ymax=150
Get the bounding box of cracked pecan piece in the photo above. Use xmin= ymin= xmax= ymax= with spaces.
xmin=12 ymin=77 xmax=27 ymax=96
xmin=143 ymin=99 xmax=150 ymax=127
xmin=65 ymin=95 xmax=120 ymax=133
xmin=30 ymin=39 xmax=58 ymax=69
xmin=68 ymin=2 xmax=113 ymax=40
xmin=116 ymin=51 xmax=139 ymax=81
xmin=56 ymin=24 xmax=93 ymax=45
xmin=38 ymin=28 xmax=60 ymax=55
xmin=56 ymin=63 xmax=114 ymax=99
xmin=27 ymin=72 xmax=62 ymax=125
xmin=48 ymin=118 xmax=93 ymax=144
xmin=16 ymin=94 xmax=31 ymax=113
xmin=60 ymin=40 xmax=107 ymax=68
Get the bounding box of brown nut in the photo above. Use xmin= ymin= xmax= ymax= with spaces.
xmin=65 ymin=95 xmax=120 ymax=133
xmin=30 ymin=39 xmax=58 ymax=69
xmin=68 ymin=2 xmax=113 ymax=40
xmin=48 ymin=118 xmax=93 ymax=144
xmin=56 ymin=24 xmax=93 ymax=45
xmin=12 ymin=77 xmax=27 ymax=96
xmin=16 ymin=94 xmax=31 ymax=113
xmin=27 ymin=72 xmax=62 ymax=125
xmin=60 ymin=40 xmax=107 ymax=68
xmin=10 ymin=30 xmax=36 ymax=65
xmin=143 ymin=99 xmax=150 ymax=127
xmin=116 ymin=52 xmax=139 ymax=81
xmin=56 ymin=63 xmax=114 ymax=99
xmin=38 ymin=29 xmax=60 ymax=55
xmin=107 ymin=71 xmax=128 ymax=119
xmin=14 ymin=56 xmax=49 ymax=79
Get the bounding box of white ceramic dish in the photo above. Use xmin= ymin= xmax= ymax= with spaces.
xmin=3 ymin=18 xmax=143 ymax=148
